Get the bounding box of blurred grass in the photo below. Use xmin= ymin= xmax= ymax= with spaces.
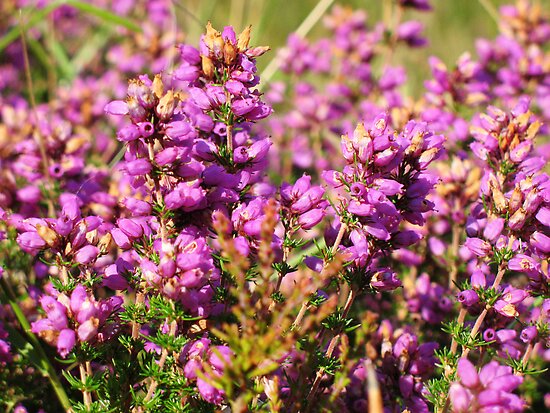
xmin=1 ymin=0 xmax=515 ymax=98
xmin=179 ymin=0 xmax=512 ymax=93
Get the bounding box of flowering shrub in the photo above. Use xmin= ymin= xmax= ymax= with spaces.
xmin=0 ymin=0 xmax=549 ymax=412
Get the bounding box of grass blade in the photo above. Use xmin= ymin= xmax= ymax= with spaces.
xmin=0 ymin=1 xmax=65 ymax=53
xmin=65 ymin=0 xmax=142 ymax=32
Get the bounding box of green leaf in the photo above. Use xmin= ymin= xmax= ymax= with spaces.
xmin=46 ymin=35 xmax=76 ymax=80
xmin=72 ymin=26 xmax=112 ymax=73
xmin=0 ymin=1 xmax=65 ymax=54
xmin=4 ymin=325 xmax=48 ymax=375
xmin=64 ymin=0 xmax=141 ymax=32
xmin=0 ymin=0 xmax=141 ymax=55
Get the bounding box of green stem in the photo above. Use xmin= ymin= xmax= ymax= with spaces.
xmin=0 ymin=278 xmax=72 ymax=412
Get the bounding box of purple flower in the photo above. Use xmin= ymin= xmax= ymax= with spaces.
xmin=464 ymin=238 xmax=492 ymax=257
xmin=74 ymin=245 xmax=99 ymax=265
xmin=104 ymin=100 xmax=129 ymax=115
xmin=397 ymin=21 xmax=427 ymax=47
xmin=508 ymin=254 xmax=540 ymax=274
xmin=77 ymin=318 xmax=98 ymax=341
xmin=520 ymin=326 xmax=538 ymax=343
xmin=125 ymin=159 xmax=152 ymax=176
xmin=298 ymin=208 xmax=325 ymax=230
xmin=531 ymin=231 xmax=550 ymax=253
xmin=457 ymin=290 xmax=478 ymax=307
xmin=197 ymin=377 xmax=225 ymax=404
xmin=450 ymin=359 xmax=524 ymax=412
xmin=57 ymin=329 xmax=76 ymax=358
xmin=493 ymin=300 xmax=519 ymax=318
xmin=117 ymin=218 xmax=144 ymax=239
xmin=457 ymin=359 xmax=479 ymax=388
xmin=17 ymin=231 xmax=46 ymax=254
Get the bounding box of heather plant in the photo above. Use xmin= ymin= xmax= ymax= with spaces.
xmin=0 ymin=1 xmax=549 ymax=413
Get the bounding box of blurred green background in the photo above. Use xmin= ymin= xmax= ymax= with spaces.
xmin=0 ymin=0 xmax=521 ymax=99
xmin=181 ymin=0 xmax=512 ymax=75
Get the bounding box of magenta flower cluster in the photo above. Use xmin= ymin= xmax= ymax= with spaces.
xmin=0 ymin=0 xmax=548 ymax=412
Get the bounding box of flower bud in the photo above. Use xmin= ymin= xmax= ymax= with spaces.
xmin=137 ymin=122 xmax=155 ymax=138
xmin=126 ymin=159 xmax=151 ymax=176
xmin=74 ymin=245 xmax=99 ymax=265
xmin=156 ymin=90 xmax=176 ymax=121
xmin=298 ymin=208 xmax=325 ymax=230
xmin=127 ymin=97 xmax=148 ymax=122
xmin=223 ymin=42 xmax=237 ymax=65
xmin=494 ymin=300 xmax=519 ymax=317
xmin=17 ymin=231 xmax=46 ymax=253
xmin=523 ymin=188 xmax=542 ymax=214
xmin=508 ymin=254 xmax=540 ymax=274
xmin=508 ymin=208 xmax=527 ymax=230
xmin=77 ymin=318 xmax=99 ymax=341
xmin=237 ymin=25 xmax=251 ymax=50
xmin=70 ymin=285 xmax=88 ymax=313
xmin=457 ymin=289 xmax=478 ymax=307
xmin=464 ymin=237 xmax=492 ymax=257
xmin=57 ymin=329 xmax=76 ymax=358
xmin=531 ymin=232 xmax=550 ymax=253
xmin=483 ymin=329 xmax=496 ymax=342
xmin=483 ymin=217 xmax=504 ymax=242
xmin=104 ymin=100 xmax=129 ymax=116
xmin=111 ymin=228 xmax=131 ymax=249
xmin=520 ymin=326 xmax=538 ymax=343
xmin=201 ymin=55 xmax=215 ymax=79
xmin=118 ymin=218 xmax=144 ymax=239
xmin=36 ymin=224 xmax=59 ymax=248
xmin=17 ymin=186 xmax=41 ymax=203
xmin=508 ymin=185 xmax=523 ymax=214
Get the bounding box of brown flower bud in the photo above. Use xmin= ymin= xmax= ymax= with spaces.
xmin=237 ymin=25 xmax=252 ymax=51
xmin=509 ymin=185 xmax=523 ymax=214
xmin=152 ymin=74 xmax=164 ymax=99
xmin=405 ymin=132 xmax=424 ymax=156
xmin=223 ymin=42 xmax=237 ymax=65
xmin=204 ymin=22 xmax=224 ymax=58
xmin=509 ymin=207 xmax=527 ymax=230
xmin=201 ymin=55 xmax=215 ymax=79
xmin=64 ymin=137 xmax=88 ymax=154
xmin=36 ymin=224 xmax=59 ymax=248
xmin=156 ymin=90 xmax=176 ymax=121
xmin=86 ymin=229 xmax=98 ymax=245
xmin=464 ymin=166 xmax=482 ymax=199
xmin=490 ymin=181 xmax=508 ymax=212
xmin=525 ymin=120 xmax=541 ymax=140
xmin=97 ymin=233 xmax=113 ymax=253
xmin=245 ymin=46 xmax=270 ymax=57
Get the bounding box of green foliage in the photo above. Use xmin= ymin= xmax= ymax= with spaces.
xmin=442 ymin=320 xmax=494 ymax=351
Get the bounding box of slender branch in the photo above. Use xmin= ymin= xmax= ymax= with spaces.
xmin=290 ymin=223 xmax=347 ymax=331
xmin=304 ymin=288 xmax=356 ymax=412
xmin=131 ymin=292 xmax=145 ymax=340
xmin=79 ymin=363 xmax=92 ymax=407
xmin=442 ymin=262 xmax=507 ymax=413
xmin=226 ymin=123 xmax=234 ymax=163
xmin=461 ymin=263 xmax=506 ymax=358
xmin=143 ymin=320 xmax=178 ymax=401
xmin=518 ymin=341 xmax=538 ymax=373
xmin=449 ymin=308 xmax=466 ymax=354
